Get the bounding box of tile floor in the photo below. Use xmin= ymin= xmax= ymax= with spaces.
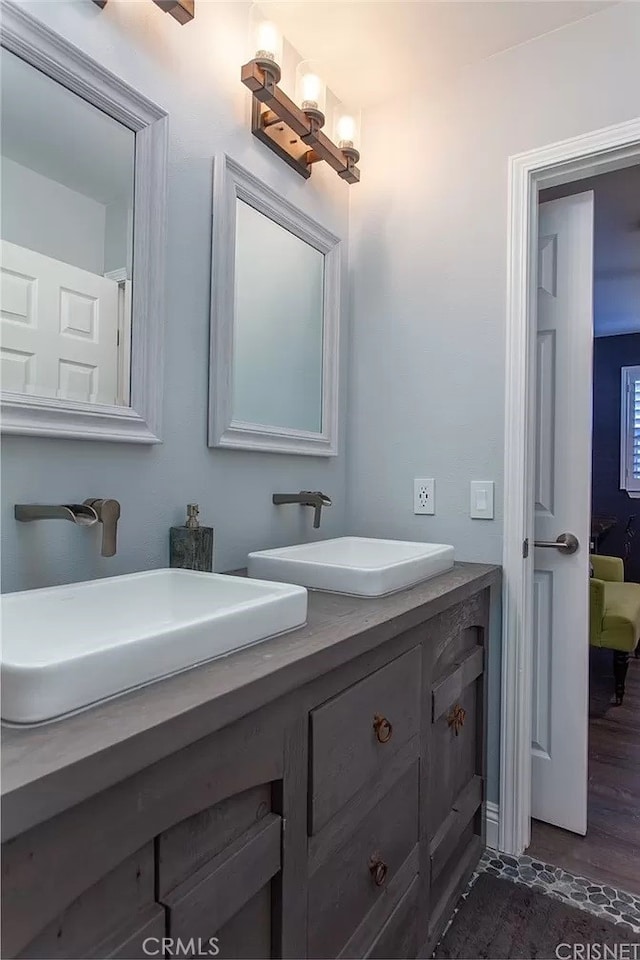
xmin=434 ymin=849 xmax=640 ymax=957
xmin=477 ymin=849 xmax=640 ymax=934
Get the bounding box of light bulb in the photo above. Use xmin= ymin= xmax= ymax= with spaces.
xmin=255 ymin=20 xmax=281 ymax=65
xmin=295 ymin=61 xmax=326 ymax=118
xmin=300 ymin=72 xmax=322 ymax=110
xmin=333 ymin=108 xmax=361 ymax=159
xmin=336 ymin=114 xmax=355 ymax=149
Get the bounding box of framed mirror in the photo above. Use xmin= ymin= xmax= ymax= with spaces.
xmin=0 ymin=3 xmax=167 ymax=442
xmin=209 ymin=155 xmax=341 ymax=456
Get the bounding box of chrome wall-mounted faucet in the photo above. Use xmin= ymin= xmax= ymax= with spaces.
xmin=272 ymin=491 xmax=332 ymax=529
xmin=14 ymin=503 xmax=98 ymax=526
xmin=15 ymin=498 xmax=121 ymax=557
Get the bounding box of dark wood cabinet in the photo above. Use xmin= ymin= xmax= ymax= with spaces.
xmin=157 ymin=782 xmax=282 ymax=959
xmin=15 ymin=845 xmax=163 ymax=960
xmin=425 ymin=593 xmax=488 ymax=954
xmin=2 ymin=582 xmax=493 ymax=960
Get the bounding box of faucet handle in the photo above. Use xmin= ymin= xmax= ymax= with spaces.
xmin=84 ymin=498 xmax=121 ymax=557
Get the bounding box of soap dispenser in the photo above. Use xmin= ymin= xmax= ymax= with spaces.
xmin=170 ymin=504 xmax=214 ymax=572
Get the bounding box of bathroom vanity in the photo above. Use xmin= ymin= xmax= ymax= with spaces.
xmin=1 ymin=563 xmax=499 ymax=960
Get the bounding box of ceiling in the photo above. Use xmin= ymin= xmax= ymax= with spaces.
xmin=0 ymin=47 xmax=134 ymax=207
xmin=259 ymin=0 xmax=615 ymax=108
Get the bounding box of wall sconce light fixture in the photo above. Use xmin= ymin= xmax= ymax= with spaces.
xmin=92 ymin=0 xmax=195 ymax=25
xmin=333 ymin=109 xmax=361 ymax=168
xmin=242 ymin=21 xmax=360 ymax=184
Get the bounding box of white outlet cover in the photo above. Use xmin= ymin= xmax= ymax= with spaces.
xmin=414 ymin=478 xmax=435 ymax=515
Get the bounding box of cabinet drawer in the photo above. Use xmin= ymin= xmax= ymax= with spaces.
xmin=365 ymin=877 xmax=419 ymax=960
xmin=308 ymin=762 xmax=419 ymax=959
xmin=310 ymin=646 xmax=421 ymax=833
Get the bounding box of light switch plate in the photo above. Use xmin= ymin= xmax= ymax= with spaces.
xmin=414 ymin=478 xmax=435 ymax=515
xmin=470 ymin=480 xmax=494 ymax=519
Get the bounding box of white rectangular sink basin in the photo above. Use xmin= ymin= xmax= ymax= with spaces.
xmin=1 ymin=569 xmax=307 ymax=724
xmin=248 ymin=537 xmax=455 ymax=598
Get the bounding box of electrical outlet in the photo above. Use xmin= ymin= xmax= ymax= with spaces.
xmin=414 ymin=478 xmax=435 ymax=515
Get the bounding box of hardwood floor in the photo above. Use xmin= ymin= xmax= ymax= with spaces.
xmin=528 ymin=649 xmax=640 ymax=895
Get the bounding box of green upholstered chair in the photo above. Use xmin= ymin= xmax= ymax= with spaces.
xmin=590 ymin=554 xmax=640 ymax=704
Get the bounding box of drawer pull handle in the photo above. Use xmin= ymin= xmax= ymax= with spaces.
xmin=368 ymin=854 xmax=388 ymax=886
xmin=447 ymin=704 xmax=466 ymax=735
xmin=373 ymin=714 xmax=393 ymax=743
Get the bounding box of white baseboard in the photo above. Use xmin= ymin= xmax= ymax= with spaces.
xmin=485 ymin=801 xmax=500 ymax=851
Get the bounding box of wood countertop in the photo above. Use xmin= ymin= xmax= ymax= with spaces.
xmin=1 ymin=562 xmax=500 ymax=840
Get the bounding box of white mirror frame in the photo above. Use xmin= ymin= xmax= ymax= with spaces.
xmin=0 ymin=2 xmax=167 ymax=443
xmin=209 ymin=155 xmax=341 ymax=456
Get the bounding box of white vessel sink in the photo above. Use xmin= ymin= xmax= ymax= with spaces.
xmin=1 ymin=569 xmax=307 ymax=724
xmin=248 ymin=537 xmax=455 ymax=598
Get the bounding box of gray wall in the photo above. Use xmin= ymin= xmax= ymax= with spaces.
xmin=0 ymin=0 xmax=350 ymax=592
xmin=5 ymin=0 xmax=640 ymax=807
xmin=347 ymin=1 xmax=640 ymax=802
xmin=1 ymin=156 xmax=107 ymax=273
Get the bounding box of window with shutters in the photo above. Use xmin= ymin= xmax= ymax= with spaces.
xmin=620 ymin=365 xmax=640 ymax=496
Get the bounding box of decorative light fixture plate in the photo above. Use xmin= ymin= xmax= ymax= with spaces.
xmin=241 ymin=60 xmax=360 ymax=184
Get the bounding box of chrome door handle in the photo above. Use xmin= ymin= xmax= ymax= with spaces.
xmin=534 ymin=533 xmax=579 ymax=555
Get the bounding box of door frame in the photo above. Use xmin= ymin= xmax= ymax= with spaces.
xmin=499 ymin=116 xmax=640 ymax=856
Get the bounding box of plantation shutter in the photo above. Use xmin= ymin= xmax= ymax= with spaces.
xmin=621 ymin=365 xmax=640 ymax=494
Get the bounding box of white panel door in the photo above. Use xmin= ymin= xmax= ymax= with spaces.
xmin=531 ymin=192 xmax=594 ymax=835
xmin=1 ymin=240 xmax=119 ymax=405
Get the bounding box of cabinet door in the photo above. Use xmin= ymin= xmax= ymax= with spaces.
xmin=157 ymin=783 xmax=273 ymax=898
xmin=16 ymin=844 xmax=163 ymax=960
xmin=213 ymin=884 xmax=273 ymax=960
xmin=159 ymin=788 xmax=282 ymax=959
xmin=426 ymin=591 xmax=489 ymax=952
xmin=2 ymin=704 xmax=302 ymax=960
xmin=429 ymin=643 xmax=484 ymax=838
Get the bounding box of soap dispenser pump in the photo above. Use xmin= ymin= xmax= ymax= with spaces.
xmin=170 ymin=504 xmax=214 ymax=572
